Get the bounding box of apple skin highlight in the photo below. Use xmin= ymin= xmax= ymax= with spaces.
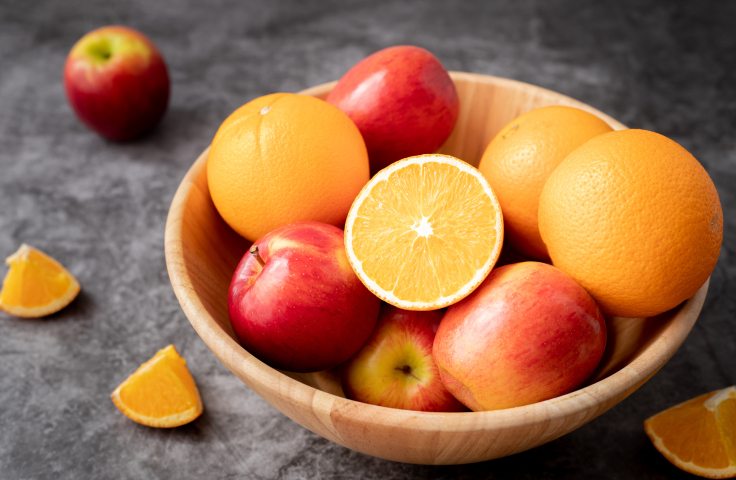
xmin=340 ymin=304 xmax=467 ymax=412
xmin=64 ymin=25 xmax=170 ymax=141
xmin=433 ymin=262 xmax=607 ymax=411
xmin=228 ymin=222 xmax=381 ymax=373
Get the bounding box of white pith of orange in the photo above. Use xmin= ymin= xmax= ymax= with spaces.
xmin=344 ymin=154 xmax=504 ymax=310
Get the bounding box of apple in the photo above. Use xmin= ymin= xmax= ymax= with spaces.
xmin=340 ymin=304 xmax=466 ymax=412
xmin=64 ymin=26 xmax=170 ymax=141
xmin=326 ymin=45 xmax=459 ymax=175
xmin=228 ymin=222 xmax=381 ymax=373
xmin=433 ymin=262 xmax=606 ymax=411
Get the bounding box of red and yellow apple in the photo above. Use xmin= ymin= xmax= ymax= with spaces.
xmin=326 ymin=45 xmax=459 ymax=174
xmin=63 ymin=26 xmax=170 ymax=141
xmin=228 ymin=222 xmax=381 ymax=373
xmin=434 ymin=262 xmax=607 ymax=411
xmin=340 ymin=304 xmax=466 ymax=412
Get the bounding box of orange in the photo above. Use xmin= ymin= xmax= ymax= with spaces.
xmin=645 ymin=386 xmax=736 ymax=478
xmin=207 ymin=93 xmax=370 ymax=241
xmin=345 ymin=154 xmax=503 ymax=310
xmin=477 ymin=106 xmax=613 ymax=260
xmin=111 ymin=345 xmax=203 ymax=428
xmin=0 ymin=244 xmax=80 ymax=318
xmin=538 ymin=129 xmax=722 ymax=318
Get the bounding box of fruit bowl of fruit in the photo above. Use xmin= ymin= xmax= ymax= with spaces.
xmin=164 ymin=68 xmax=713 ymax=464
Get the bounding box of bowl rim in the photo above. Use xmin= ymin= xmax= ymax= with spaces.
xmin=165 ymin=72 xmax=707 ymax=435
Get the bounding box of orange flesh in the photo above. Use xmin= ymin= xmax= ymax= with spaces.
xmin=112 ymin=345 xmax=202 ymax=427
xmin=0 ymin=244 xmax=80 ymax=318
xmin=351 ymin=160 xmax=500 ymax=305
xmin=117 ymin=350 xmax=199 ymax=417
xmin=645 ymin=387 xmax=736 ymax=478
xmin=1 ymin=249 xmax=73 ymax=308
xmin=720 ymin=398 xmax=736 ymax=463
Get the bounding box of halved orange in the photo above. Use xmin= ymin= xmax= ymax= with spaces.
xmin=645 ymin=386 xmax=736 ymax=479
xmin=345 ymin=154 xmax=503 ymax=310
xmin=111 ymin=345 xmax=203 ymax=428
xmin=0 ymin=244 xmax=80 ymax=318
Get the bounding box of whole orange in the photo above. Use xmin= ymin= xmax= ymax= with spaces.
xmin=478 ymin=106 xmax=613 ymax=260
xmin=207 ymin=93 xmax=369 ymax=241
xmin=538 ymin=129 xmax=723 ymax=318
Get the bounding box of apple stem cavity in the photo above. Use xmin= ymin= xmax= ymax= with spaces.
xmin=89 ymin=40 xmax=112 ymax=61
xmin=396 ymin=365 xmax=419 ymax=380
xmin=250 ymin=245 xmax=266 ymax=268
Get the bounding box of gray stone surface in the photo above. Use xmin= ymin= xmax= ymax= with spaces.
xmin=0 ymin=0 xmax=734 ymax=478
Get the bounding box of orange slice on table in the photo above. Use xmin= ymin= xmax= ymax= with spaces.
xmin=345 ymin=154 xmax=504 ymax=310
xmin=0 ymin=244 xmax=80 ymax=318
xmin=644 ymin=386 xmax=736 ymax=479
xmin=112 ymin=345 xmax=203 ymax=428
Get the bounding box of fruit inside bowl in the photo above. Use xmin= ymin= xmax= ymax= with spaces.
xmin=164 ymin=72 xmax=709 ymax=465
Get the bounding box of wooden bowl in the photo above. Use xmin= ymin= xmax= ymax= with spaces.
xmin=164 ymin=72 xmax=707 ymax=465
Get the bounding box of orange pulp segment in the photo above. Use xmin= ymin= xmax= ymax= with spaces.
xmin=111 ymin=345 xmax=203 ymax=428
xmin=345 ymin=154 xmax=503 ymax=310
xmin=0 ymin=244 xmax=80 ymax=318
xmin=644 ymin=386 xmax=736 ymax=478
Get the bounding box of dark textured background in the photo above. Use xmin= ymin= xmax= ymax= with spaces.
xmin=1 ymin=1 xmax=734 ymax=478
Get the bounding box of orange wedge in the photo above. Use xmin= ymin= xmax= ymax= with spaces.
xmin=112 ymin=345 xmax=203 ymax=428
xmin=345 ymin=154 xmax=503 ymax=310
xmin=645 ymin=386 xmax=736 ymax=479
xmin=0 ymin=244 xmax=80 ymax=318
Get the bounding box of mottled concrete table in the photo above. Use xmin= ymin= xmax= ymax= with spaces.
xmin=1 ymin=1 xmax=734 ymax=478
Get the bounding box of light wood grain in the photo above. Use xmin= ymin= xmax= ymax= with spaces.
xmin=164 ymin=72 xmax=706 ymax=465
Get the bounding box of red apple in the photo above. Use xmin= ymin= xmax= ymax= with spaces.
xmin=434 ymin=262 xmax=606 ymax=411
xmin=326 ymin=46 xmax=459 ymax=175
xmin=228 ymin=222 xmax=381 ymax=373
xmin=340 ymin=304 xmax=466 ymax=412
xmin=63 ymin=26 xmax=170 ymax=141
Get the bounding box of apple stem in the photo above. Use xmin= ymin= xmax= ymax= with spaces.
xmin=250 ymin=245 xmax=266 ymax=268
